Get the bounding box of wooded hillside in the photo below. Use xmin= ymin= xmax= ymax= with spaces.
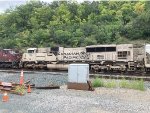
xmin=0 ymin=1 xmax=150 ymax=49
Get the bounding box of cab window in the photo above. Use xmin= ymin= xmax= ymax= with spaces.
xmin=28 ymin=50 xmax=35 ymax=53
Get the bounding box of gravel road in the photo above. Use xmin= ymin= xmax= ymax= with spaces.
xmin=0 ymin=70 xmax=150 ymax=113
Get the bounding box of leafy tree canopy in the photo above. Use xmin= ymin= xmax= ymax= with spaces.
xmin=0 ymin=1 xmax=150 ymax=49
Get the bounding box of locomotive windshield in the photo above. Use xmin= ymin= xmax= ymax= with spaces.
xmin=28 ymin=50 xmax=34 ymax=53
xmin=27 ymin=48 xmax=37 ymax=53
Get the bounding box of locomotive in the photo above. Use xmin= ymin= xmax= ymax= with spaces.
xmin=21 ymin=44 xmax=150 ymax=73
xmin=0 ymin=49 xmax=21 ymax=68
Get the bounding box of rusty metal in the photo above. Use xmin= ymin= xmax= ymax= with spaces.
xmin=0 ymin=80 xmax=35 ymax=95
xmin=67 ymin=82 xmax=89 ymax=90
xmin=87 ymin=80 xmax=94 ymax=91
xmin=35 ymin=85 xmax=60 ymax=89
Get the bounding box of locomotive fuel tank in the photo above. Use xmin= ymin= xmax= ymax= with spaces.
xmin=47 ymin=64 xmax=68 ymax=70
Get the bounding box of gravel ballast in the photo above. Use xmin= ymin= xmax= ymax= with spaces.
xmin=0 ymin=70 xmax=150 ymax=113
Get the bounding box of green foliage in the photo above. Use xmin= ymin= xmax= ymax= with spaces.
xmin=15 ymin=85 xmax=26 ymax=95
xmin=104 ymin=80 xmax=116 ymax=88
xmin=92 ymin=77 xmax=104 ymax=87
xmin=0 ymin=1 xmax=150 ymax=48
xmin=92 ymin=77 xmax=145 ymax=91
xmin=129 ymin=79 xmax=145 ymax=91
xmin=119 ymin=78 xmax=145 ymax=91
xmin=119 ymin=78 xmax=130 ymax=88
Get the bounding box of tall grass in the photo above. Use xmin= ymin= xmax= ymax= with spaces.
xmin=129 ymin=79 xmax=145 ymax=91
xmin=119 ymin=78 xmax=145 ymax=91
xmin=119 ymin=78 xmax=130 ymax=88
xmin=92 ymin=77 xmax=145 ymax=91
xmin=92 ymin=77 xmax=104 ymax=87
xmin=104 ymin=80 xmax=116 ymax=88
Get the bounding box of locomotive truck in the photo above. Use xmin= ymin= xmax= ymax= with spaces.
xmin=21 ymin=44 xmax=150 ymax=73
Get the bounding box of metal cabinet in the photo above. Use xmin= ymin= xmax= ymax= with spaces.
xmin=68 ymin=64 xmax=89 ymax=83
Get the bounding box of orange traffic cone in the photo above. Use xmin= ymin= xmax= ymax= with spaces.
xmin=20 ymin=70 xmax=24 ymax=85
xmin=2 ymin=92 xmax=9 ymax=102
xmin=27 ymin=85 xmax=31 ymax=93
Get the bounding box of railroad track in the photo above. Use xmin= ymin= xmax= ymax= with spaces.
xmin=0 ymin=68 xmax=150 ymax=81
xmin=90 ymin=73 xmax=150 ymax=81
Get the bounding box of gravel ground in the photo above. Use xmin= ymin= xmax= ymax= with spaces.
xmin=0 ymin=70 xmax=67 ymax=86
xmin=0 ymin=70 xmax=150 ymax=113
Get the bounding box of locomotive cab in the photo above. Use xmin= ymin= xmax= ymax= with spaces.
xmin=21 ymin=48 xmax=38 ymax=68
xmin=27 ymin=48 xmax=37 ymax=53
xmin=21 ymin=47 xmax=57 ymax=69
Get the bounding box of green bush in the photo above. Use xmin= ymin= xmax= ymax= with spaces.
xmin=92 ymin=77 xmax=104 ymax=87
xmin=104 ymin=80 xmax=116 ymax=88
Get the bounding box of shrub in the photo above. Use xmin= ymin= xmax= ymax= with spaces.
xmin=92 ymin=77 xmax=104 ymax=87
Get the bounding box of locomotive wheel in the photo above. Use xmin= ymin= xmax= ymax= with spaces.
xmin=32 ymin=64 xmax=36 ymax=69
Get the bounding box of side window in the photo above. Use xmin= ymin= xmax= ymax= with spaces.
xmin=118 ymin=51 xmax=128 ymax=59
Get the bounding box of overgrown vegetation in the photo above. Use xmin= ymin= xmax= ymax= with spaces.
xmin=92 ymin=77 xmax=145 ymax=91
xmin=15 ymin=85 xmax=26 ymax=95
xmin=0 ymin=1 xmax=150 ymax=49
xmin=92 ymin=77 xmax=104 ymax=87
xmin=130 ymin=79 xmax=145 ymax=91
xmin=104 ymin=80 xmax=116 ymax=88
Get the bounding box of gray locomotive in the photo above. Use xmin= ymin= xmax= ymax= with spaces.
xmin=21 ymin=44 xmax=150 ymax=73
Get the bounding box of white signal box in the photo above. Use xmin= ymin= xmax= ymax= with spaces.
xmin=68 ymin=64 xmax=89 ymax=83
